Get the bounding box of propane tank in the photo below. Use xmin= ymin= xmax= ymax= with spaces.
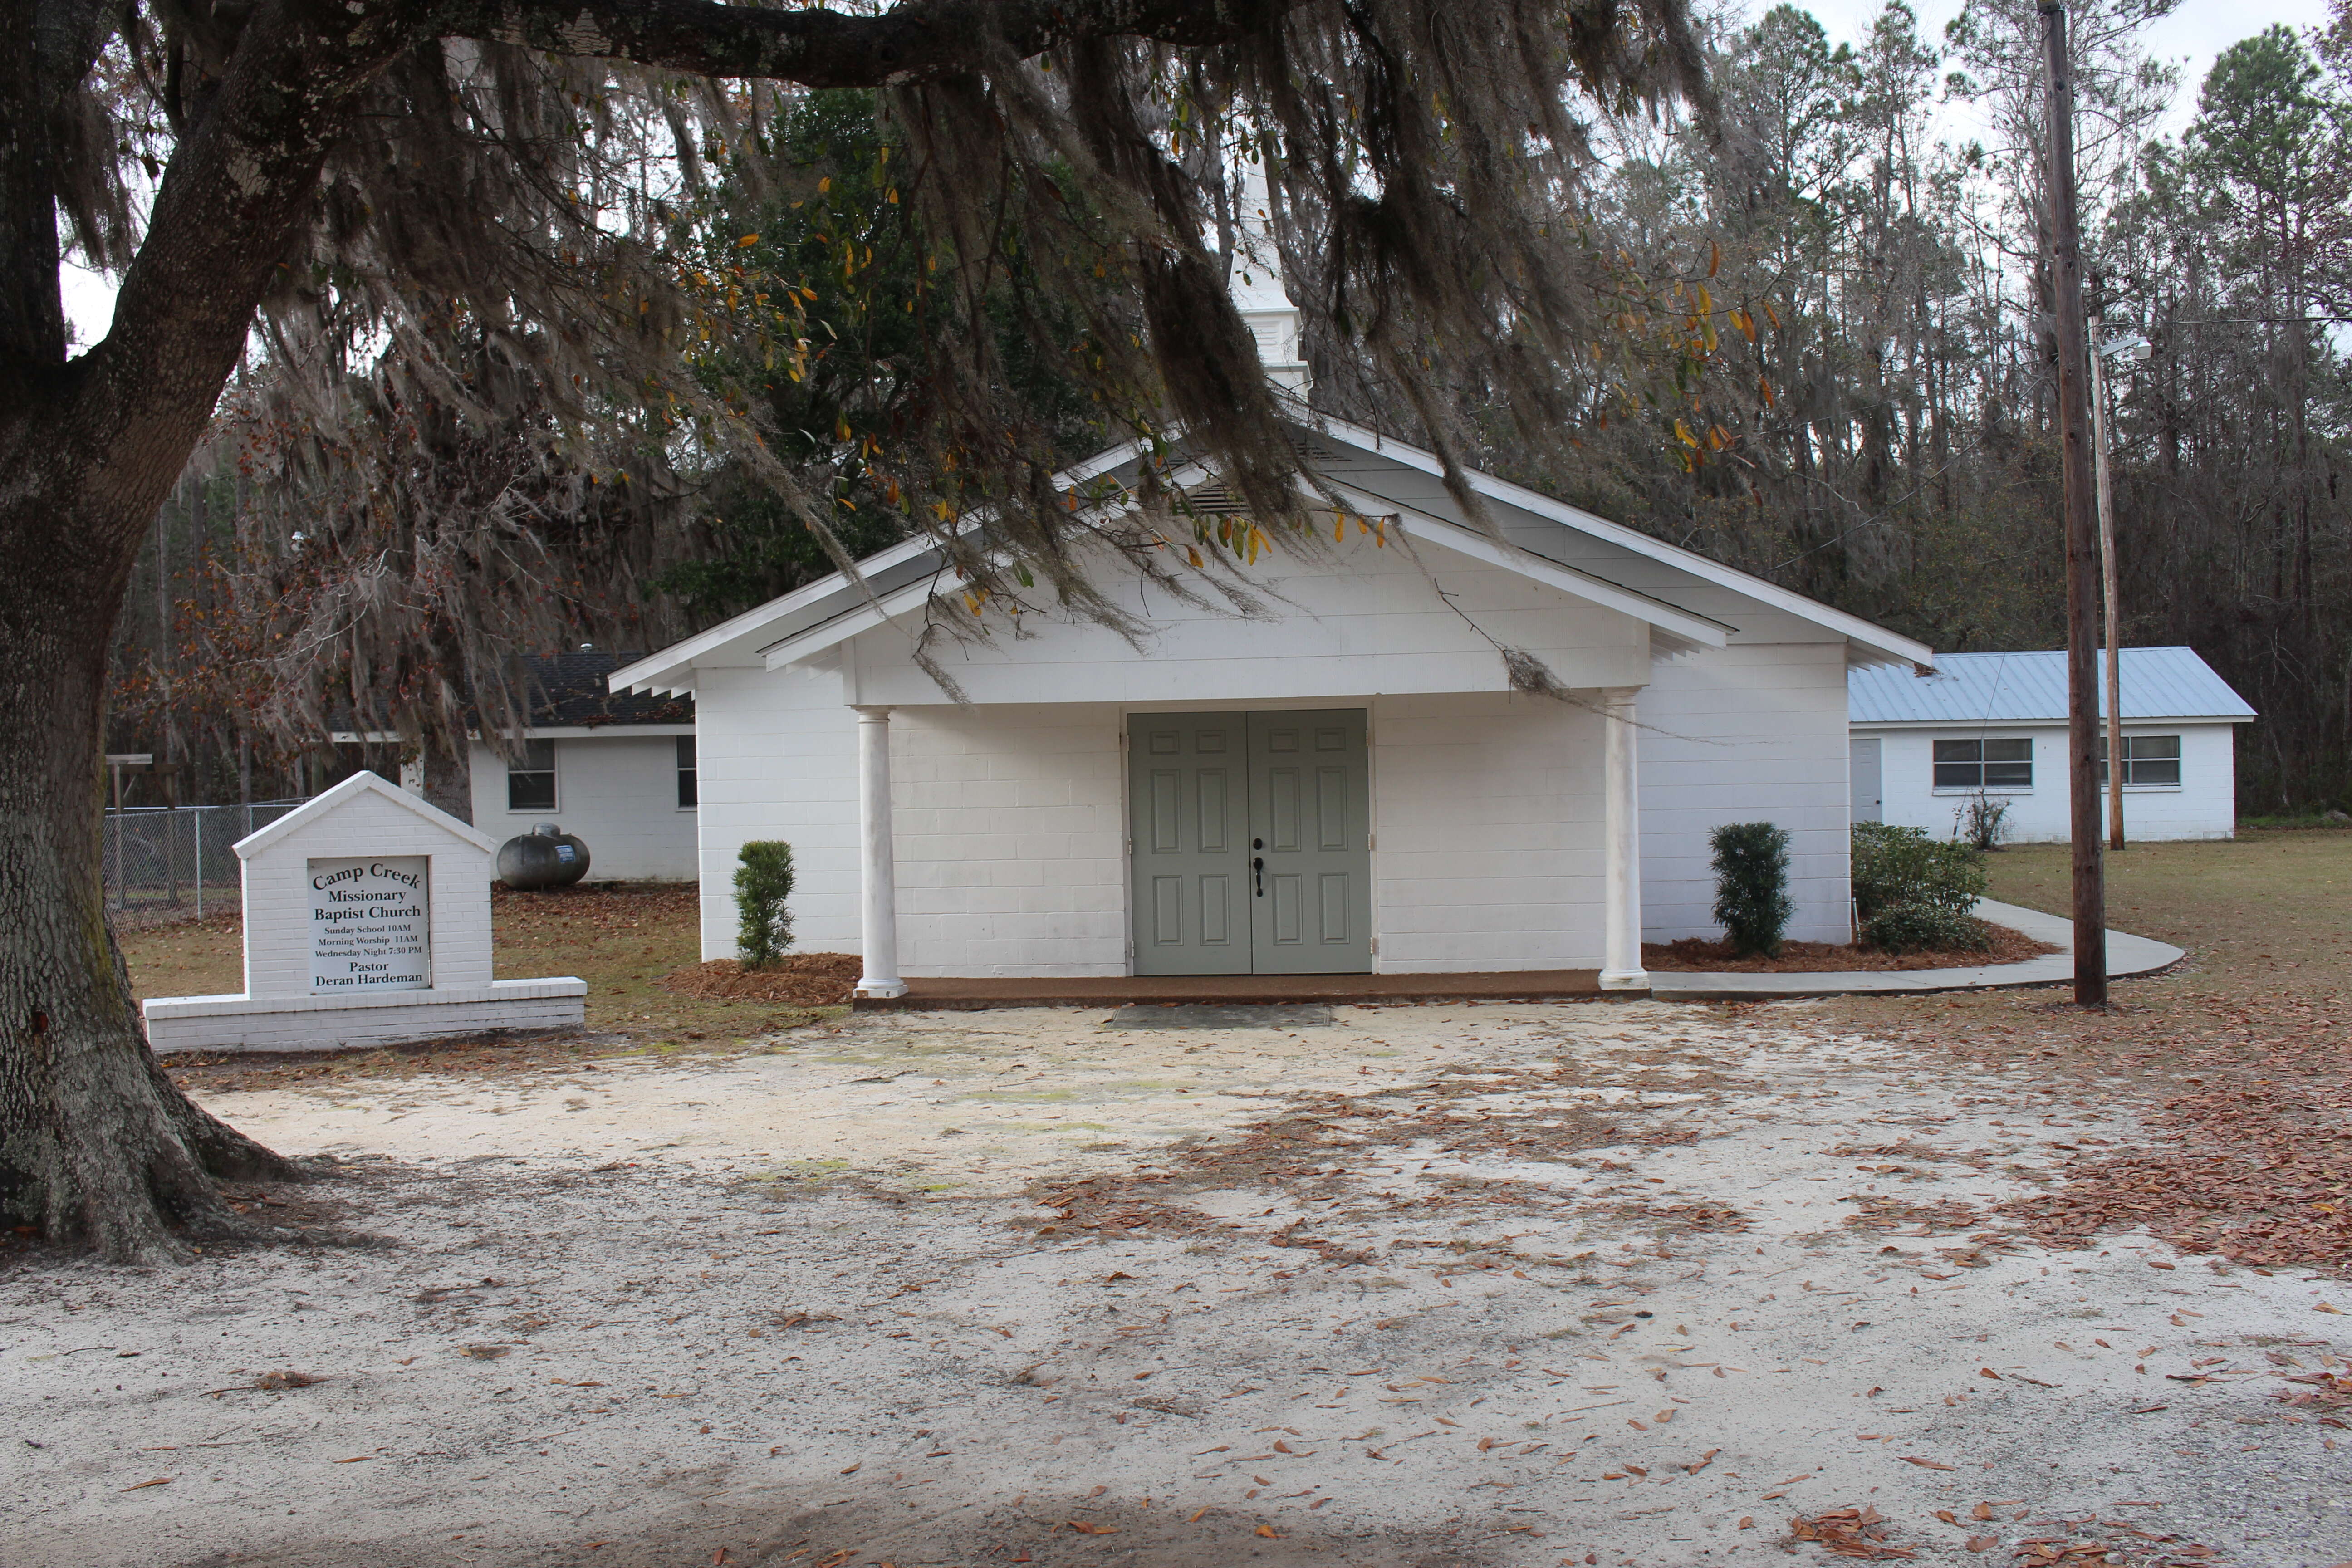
xmin=497 ymin=821 xmax=592 ymax=890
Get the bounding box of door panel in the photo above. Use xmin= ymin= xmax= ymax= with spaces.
xmin=1249 ymin=709 xmax=1372 ymax=974
xmin=1129 ymin=714 xmax=1252 ymax=975
xmin=1850 ymin=737 xmax=1884 ymax=823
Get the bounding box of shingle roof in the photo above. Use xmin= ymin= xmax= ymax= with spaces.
xmin=521 ymin=651 xmax=694 ymax=727
xmin=1849 ymin=647 xmax=2256 ymax=725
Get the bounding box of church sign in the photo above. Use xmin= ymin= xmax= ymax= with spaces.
xmin=140 ymin=771 xmax=584 ymax=1053
xmin=308 ymin=856 xmax=432 ymax=992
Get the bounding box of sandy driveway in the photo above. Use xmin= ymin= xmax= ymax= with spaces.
xmin=4 ymin=999 xmax=2346 ymax=1568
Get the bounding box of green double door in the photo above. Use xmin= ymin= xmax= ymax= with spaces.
xmin=1127 ymin=709 xmax=1372 ymax=976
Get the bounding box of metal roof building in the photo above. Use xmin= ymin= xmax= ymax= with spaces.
xmin=1849 ymin=647 xmax=2256 ymax=727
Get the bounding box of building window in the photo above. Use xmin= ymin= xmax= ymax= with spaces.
xmin=1933 ymin=737 xmax=2032 ymax=790
xmin=507 ymin=739 xmax=557 ymax=811
xmin=676 ymin=735 xmax=698 ymax=809
xmin=2101 ymin=734 xmax=2181 ymax=787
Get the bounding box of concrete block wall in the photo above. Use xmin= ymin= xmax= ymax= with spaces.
xmin=1371 ymin=691 xmax=1606 ymax=971
xmin=1862 ymin=722 xmax=2238 ymax=843
xmin=143 ymin=980 xmax=585 ymax=1054
xmin=692 ymin=665 xmax=862 ymax=962
xmin=1638 ymin=642 xmax=1854 ymax=945
xmin=892 ymin=704 xmax=1127 ymax=977
xmin=238 ymin=787 xmax=495 ymax=998
xmin=469 ymin=733 xmax=699 ymax=880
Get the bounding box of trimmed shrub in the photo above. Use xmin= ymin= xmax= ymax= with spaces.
xmin=735 ymin=840 xmax=796 ymax=970
xmin=1851 ymin=822 xmax=1989 ymax=953
xmin=1710 ymin=822 xmax=1794 ymax=958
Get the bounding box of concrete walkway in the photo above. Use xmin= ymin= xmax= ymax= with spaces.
xmin=1648 ymin=896 xmax=2184 ymax=1002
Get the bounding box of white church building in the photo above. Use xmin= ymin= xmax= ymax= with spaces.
xmin=612 ymin=257 xmax=1933 ymax=997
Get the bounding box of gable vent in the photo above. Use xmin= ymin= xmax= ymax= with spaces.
xmin=1179 ymin=479 xmax=1251 ymax=515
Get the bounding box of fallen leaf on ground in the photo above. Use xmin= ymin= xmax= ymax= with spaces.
xmin=1789 ymin=1505 xmax=1917 ymax=1560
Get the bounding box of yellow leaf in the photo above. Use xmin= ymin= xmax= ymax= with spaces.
xmin=1674 ymin=418 xmax=1700 ymax=448
xmin=737 ymin=234 xmax=759 ymax=247
xmin=1710 ymin=240 xmax=1722 ymax=277
xmin=818 ymin=176 xmax=831 ymax=194
xmin=1256 ymin=1526 xmax=1279 ymax=1539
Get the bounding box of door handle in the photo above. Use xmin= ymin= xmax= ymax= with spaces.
xmin=1252 ymin=856 xmax=1264 ymax=896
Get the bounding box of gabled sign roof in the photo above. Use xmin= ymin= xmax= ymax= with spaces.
xmin=233 ymin=770 xmax=500 ymax=860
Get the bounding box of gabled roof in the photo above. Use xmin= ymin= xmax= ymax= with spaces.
xmin=1849 ymin=647 xmax=2258 ymax=725
xmin=518 ymin=652 xmax=694 ymax=727
xmin=233 ymin=769 xmax=499 ymax=860
xmin=612 ymin=413 xmax=1931 ymax=696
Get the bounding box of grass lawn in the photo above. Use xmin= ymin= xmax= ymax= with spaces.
xmin=119 ymin=882 xmax=841 ymax=1060
xmin=1981 ymin=827 xmax=2352 ymax=1021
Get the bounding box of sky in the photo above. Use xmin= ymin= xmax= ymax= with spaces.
xmin=1775 ymin=0 xmax=2340 ymax=135
xmin=56 ymin=0 xmax=2344 ymax=348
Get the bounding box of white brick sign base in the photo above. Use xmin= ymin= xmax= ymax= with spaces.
xmin=142 ymin=979 xmax=587 ymax=1055
xmin=141 ymin=771 xmax=591 ymax=1056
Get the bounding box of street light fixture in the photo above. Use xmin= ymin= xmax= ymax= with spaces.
xmin=2088 ymin=317 xmax=2150 ymax=850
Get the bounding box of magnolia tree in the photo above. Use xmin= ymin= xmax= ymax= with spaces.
xmin=0 ymin=0 xmax=1727 ymax=1259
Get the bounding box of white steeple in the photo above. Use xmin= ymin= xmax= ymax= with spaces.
xmin=1229 ymin=165 xmax=1311 ymax=394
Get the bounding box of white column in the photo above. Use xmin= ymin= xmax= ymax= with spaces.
xmin=1600 ymin=686 xmax=1649 ymax=990
xmin=853 ymin=706 xmax=906 ymax=999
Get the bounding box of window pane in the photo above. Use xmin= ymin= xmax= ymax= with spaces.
xmin=1933 ymin=739 xmax=1982 ymax=763
xmin=1983 ymin=739 xmax=2033 ymax=762
xmin=676 ymin=735 xmax=696 ymax=768
xmin=2128 ymin=758 xmax=2180 ymax=785
xmin=1982 ymin=760 xmax=2033 ymax=788
xmin=508 ymin=738 xmax=556 ymax=812
xmin=1933 ymin=763 xmax=1981 ymax=789
xmin=2125 ymin=735 xmax=2179 ymax=761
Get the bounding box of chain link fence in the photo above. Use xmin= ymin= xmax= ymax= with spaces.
xmin=101 ymin=801 xmax=309 ymax=919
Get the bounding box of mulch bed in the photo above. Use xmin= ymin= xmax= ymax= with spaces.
xmin=660 ymin=953 xmax=863 ymax=1007
xmin=1642 ymin=919 xmax=2054 ymax=973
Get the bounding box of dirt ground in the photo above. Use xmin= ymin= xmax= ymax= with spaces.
xmin=7 ymin=990 xmax=2349 ymax=1568
xmin=15 ymin=834 xmax=2347 ymax=1568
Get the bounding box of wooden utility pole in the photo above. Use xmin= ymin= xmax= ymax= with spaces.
xmin=2088 ymin=315 xmax=2126 ymax=851
xmin=2042 ymin=1 xmax=2108 ymax=1004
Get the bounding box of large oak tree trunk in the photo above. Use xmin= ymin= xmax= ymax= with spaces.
xmin=0 ymin=519 xmax=302 ymax=1259
xmin=0 ymin=0 xmax=408 ymax=1260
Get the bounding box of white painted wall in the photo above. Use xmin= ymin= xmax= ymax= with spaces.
xmin=839 ymin=529 xmax=1652 ymax=709
xmin=893 ymin=703 xmax=1129 ymax=975
xmin=691 ymin=664 xmax=862 ymax=962
xmin=1856 ymin=722 xmax=2239 ymax=843
xmin=692 ymin=684 xmax=1625 ymax=976
xmin=1639 ymin=642 xmax=1856 ymax=946
xmin=469 ymin=733 xmax=698 ymax=881
xmin=1370 ymin=691 xmax=1607 ymax=971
